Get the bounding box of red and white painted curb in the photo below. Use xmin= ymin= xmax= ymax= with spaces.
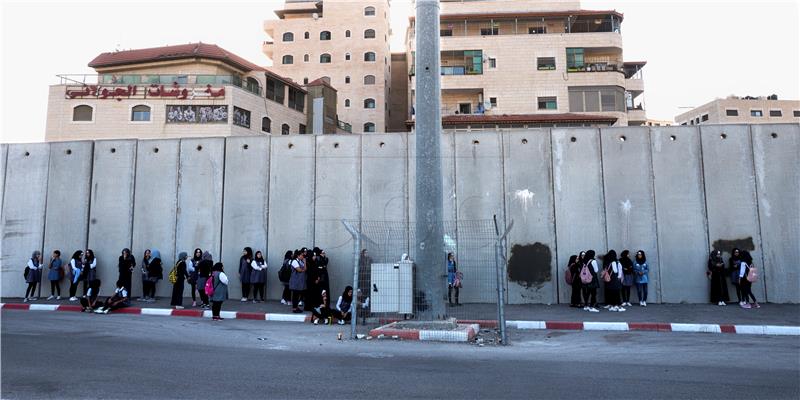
xmin=369 ymin=322 xmax=480 ymax=342
xmin=507 ymin=320 xmax=800 ymax=336
xmin=0 ymin=303 xmax=311 ymax=323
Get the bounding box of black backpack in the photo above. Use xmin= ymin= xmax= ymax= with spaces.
xmin=23 ymin=266 xmax=30 ymax=280
xmin=279 ymin=260 xmax=292 ymax=283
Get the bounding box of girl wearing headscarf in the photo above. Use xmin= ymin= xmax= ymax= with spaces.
xmin=633 ymin=250 xmax=649 ymax=306
xmin=118 ymin=248 xmax=135 ymax=297
xmin=197 ymin=251 xmax=213 ymax=309
xmin=314 ymin=248 xmax=330 ymax=307
xmin=567 ymin=254 xmax=581 ymax=307
xmin=738 ymin=251 xmax=759 ymax=309
xmin=311 ymin=290 xmax=332 ymax=325
xmin=708 ymin=250 xmax=729 ymax=306
xmin=289 ymin=250 xmax=307 ymax=313
xmin=279 ymin=250 xmax=294 ymax=305
xmin=334 ymin=286 xmax=354 ymax=325
xmin=171 ymin=252 xmax=189 ymax=309
xmin=47 ymin=250 xmax=63 ymax=300
xmin=603 ymin=250 xmax=625 ymax=312
xmin=139 ymin=249 xmax=152 ymax=301
xmin=619 ymin=250 xmax=635 ymax=307
xmin=24 ymin=251 xmax=43 ymax=302
xmin=83 ymin=249 xmax=97 ymax=296
xmin=68 ymin=250 xmax=84 ymax=301
xmin=210 ymin=262 xmax=229 ymax=320
xmin=581 ymin=250 xmax=600 ymax=312
xmin=147 ymin=249 xmax=163 ymax=301
xmin=728 ymin=248 xmax=742 ymax=304
xmin=447 ymin=252 xmax=459 ymax=306
xmin=250 ymin=250 xmax=268 ymax=303
xmin=239 ymin=247 xmax=253 ymax=302
xmin=188 ymin=248 xmax=202 ymax=307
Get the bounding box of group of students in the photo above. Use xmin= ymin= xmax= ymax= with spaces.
xmin=23 ymin=249 xmax=99 ymax=302
xmin=707 ymin=248 xmax=760 ymax=309
xmin=566 ymin=249 xmax=649 ymax=312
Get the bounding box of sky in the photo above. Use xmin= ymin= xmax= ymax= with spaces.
xmin=1 ymin=0 xmax=798 ymax=143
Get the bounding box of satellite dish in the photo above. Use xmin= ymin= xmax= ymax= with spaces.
xmin=312 ymin=13 xmax=319 ymax=20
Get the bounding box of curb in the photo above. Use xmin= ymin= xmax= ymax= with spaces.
xmin=369 ymin=322 xmax=480 ymax=342
xmin=506 ymin=320 xmax=800 ymax=336
xmin=1 ymin=303 xmax=311 ymax=323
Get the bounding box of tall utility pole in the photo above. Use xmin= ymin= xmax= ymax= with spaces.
xmin=414 ymin=0 xmax=446 ymax=319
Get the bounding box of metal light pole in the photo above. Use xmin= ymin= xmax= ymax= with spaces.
xmin=415 ymin=0 xmax=446 ymax=320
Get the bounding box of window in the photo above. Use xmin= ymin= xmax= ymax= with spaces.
xmin=528 ymin=26 xmax=546 ymax=34
xmin=538 ymin=97 xmax=557 ymax=110
xmin=346 ymin=30 xmax=351 ymax=38
xmin=364 ymin=98 xmax=376 ymax=109
xmin=440 ymin=50 xmax=483 ymax=75
xmin=245 ymin=77 xmax=261 ymax=95
xmin=726 ymin=109 xmax=739 ymax=116
xmin=261 ymin=117 xmax=271 ymax=133
xmin=537 ymin=57 xmax=556 ymax=70
xmin=266 ymin=77 xmax=286 ymax=104
xmin=364 ymin=52 xmax=376 ymax=62
xmin=303 ymin=54 xmax=309 ymax=62
xmin=794 ymin=110 xmax=800 ymax=117
xmin=488 ymin=58 xmax=497 ymax=69
xmin=282 ymin=55 xmax=293 ymax=65
xmin=566 ymin=48 xmax=585 ymax=70
xmin=440 ymin=29 xmax=453 ymax=37
xmin=364 ymin=6 xmax=375 ymax=16
xmin=490 ymin=97 xmax=497 ymax=108
xmin=304 ymin=32 xmax=309 ymax=39
xmin=345 ymin=76 xmax=351 ymax=84
xmin=701 ymin=114 xmax=709 ymax=122
xmin=458 ymin=103 xmax=471 ymax=114
xmin=751 ymin=110 xmax=763 ymax=117
xmin=480 ymin=27 xmax=499 ymax=35
xmin=364 ymin=29 xmax=376 ymax=39
xmin=303 ymin=78 xmax=308 ymax=84
xmin=695 ymin=117 xmax=700 ymax=124
xmin=320 ymin=53 xmax=331 ymax=63
xmin=320 ymin=31 xmax=331 ymax=40
xmin=345 ymin=99 xmax=351 ymax=107
xmin=345 ymin=53 xmax=351 ymax=61
xmin=72 ymin=105 xmax=93 ymax=122
xmin=131 ymin=105 xmax=151 ymax=121
xmin=363 ymin=122 xmax=376 ymax=132
xmin=568 ymin=86 xmax=625 ymax=112
xmin=281 ymin=123 xmax=290 ymax=135
xmin=769 ymin=110 xmax=782 ymax=117
xmin=233 ymin=106 xmax=251 ymax=128
xmin=282 ymin=32 xmax=294 ymax=42
xmin=299 ymin=124 xmax=307 ymax=134
xmin=288 ymin=87 xmax=305 ymax=112
xmin=363 ymin=75 xmax=376 ymax=85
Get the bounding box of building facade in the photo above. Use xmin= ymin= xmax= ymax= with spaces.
xmin=45 ymin=43 xmax=316 ymax=142
xmin=263 ymin=0 xmax=392 ymax=133
xmin=405 ymin=0 xmax=647 ymax=130
xmin=675 ymin=96 xmax=800 ymax=126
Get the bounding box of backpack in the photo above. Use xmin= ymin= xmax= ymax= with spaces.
xmin=23 ymin=266 xmax=30 ymax=280
xmin=564 ymin=266 xmax=573 ymax=285
xmin=579 ymin=264 xmax=593 ymax=284
xmin=746 ymin=264 xmax=758 ymax=283
xmin=601 ymin=267 xmax=612 ymax=283
xmin=279 ymin=260 xmax=292 ymax=282
xmin=168 ymin=263 xmax=178 ymax=284
xmin=205 ymin=275 xmax=216 ymax=297
xmin=453 ymin=271 xmax=463 ymax=288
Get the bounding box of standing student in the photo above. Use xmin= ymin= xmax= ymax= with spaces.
xmin=708 ymin=250 xmax=729 ymax=306
xmin=619 ymin=250 xmax=635 ymax=307
xmin=139 ymin=249 xmax=152 ymax=301
xmin=633 ymin=250 xmax=649 ymax=306
xmin=68 ymin=250 xmax=84 ymax=301
xmin=239 ymin=247 xmax=253 ymax=302
xmin=603 ymin=250 xmax=625 ymax=312
xmin=80 ymin=279 xmax=102 ymax=312
xmin=147 ymin=249 xmax=164 ymax=301
xmin=96 ymin=280 xmax=130 ymax=314
xmin=171 ymin=252 xmax=189 ymax=309
xmin=729 ymin=248 xmax=743 ymax=305
xmin=313 ymin=248 xmax=331 ymax=306
xmin=581 ymin=250 xmax=600 ymax=312
xmin=83 ymin=249 xmax=97 ymax=296
xmin=447 ymin=252 xmax=460 ymax=306
xmin=197 ymin=251 xmax=213 ymax=309
xmin=567 ymin=254 xmax=581 ymax=307
xmin=250 ymin=251 xmax=268 ymax=303
xmin=118 ymin=248 xmax=135 ymax=297
xmin=47 ymin=250 xmax=64 ymax=300
xmin=188 ymin=248 xmax=202 ymax=307
xmin=24 ymin=251 xmax=43 ymax=302
xmin=334 ymin=286 xmax=353 ymax=325
xmin=289 ymin=250 xmax=307 ymax=314
xmin=279 ymin=251 xmax=293 ymax=305
xmin=738 ymin=251 xmax=760 ymax=309
xmin=210 ymin=262 xmax=229 ymax=320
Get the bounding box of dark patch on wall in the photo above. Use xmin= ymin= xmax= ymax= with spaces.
xmin=711 ymin=237 xmax=755 ymax=255
xmin=508 ymin=243 xmax=552 ymax=289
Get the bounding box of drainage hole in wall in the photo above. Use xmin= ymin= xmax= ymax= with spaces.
xmin=619 ymin=135 xmax=626 ymax=142
xmin=472 ymin=140 xmax=479 ymax=145
xmin=288 ymin=143 xmax=294 ymax=149
xmin=196 ymin=145 xmax=203 ymax=151
xmin=669 ymin=135 xmax=677 ymax=141
xmin=720 ymin=133 xmax=727 ymax=139
xmin=65 ymin=149 xmax=72 ymax=155
xmin=24 ymin=151 xmax=30 ymax=157
xmin=521 ymin=138 xmax=528 ymax=144
xmin=153 ymin=147 xmax=159 ymax=153
xmin=243 ymin=144 xmax=249 ymax=150
xmin=110 ymin=148 xmax=116 ymax=153
xmin=570 ymin=137 xmax=577 ymax=143
xmin=334 ymin=142 xmax=340 ymax=148
xmin=771 ymin=132 xmax=778 ymax=139
xmin=379 ymin=142 xmax=385 ymax=148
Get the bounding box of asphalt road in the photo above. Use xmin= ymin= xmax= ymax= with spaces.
xmin=2 ymin=311 xmax=799 ymax=400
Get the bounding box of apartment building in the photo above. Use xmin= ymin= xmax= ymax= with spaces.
xmin=263 ymin=0 xmax=392 ymax=133
xmin=45 ymin=43 xmax=323 ymax=142
xmin=405 ymin=0 xmax=647 ymax=130
xmin=675 ymin=96 xmax=800 ymax=126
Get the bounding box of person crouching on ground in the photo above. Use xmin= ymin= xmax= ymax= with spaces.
xmin=210 ymin=262 xmax=229 ymax=320
xmin=334 ymin=286 xmax=353 ymax=325
xmin=95 ymin=280 xmax=131 ymax=314
xmin=80 ymin=279 xmax=102 ymax=312
xmin=311 ymin=290 xmax=332 ymax=325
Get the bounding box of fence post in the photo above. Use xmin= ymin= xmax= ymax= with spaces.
xmin=342 ymin=220 xmax=361 ymax=339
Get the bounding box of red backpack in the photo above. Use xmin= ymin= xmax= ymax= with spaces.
xmin=564 ymin=266 xmax=573 ymax=285
xmin=579 ymin=263 xmax=593 ymax=284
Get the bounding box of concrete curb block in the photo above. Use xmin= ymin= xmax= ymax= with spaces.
xmin=506 ymin=320 xmax=800 ymax=336
xmin=369 ymin=323 xmax=480 ymax=342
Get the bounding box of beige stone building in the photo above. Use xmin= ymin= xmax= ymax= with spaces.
xmin=262 ymin=0 xmax=392 ymax=133
xmin=45 ymin=43 xmax=326 ymax=142
xmin=405 ymin=0 xmax=647 ymax=130
xmin=675 ymin=96 xmax=800 ymax=126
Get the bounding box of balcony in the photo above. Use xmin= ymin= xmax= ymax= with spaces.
xmin=57 ymin=73 xmax=263 ymax=99
xmin=429 ymin=13 xmax=622 ymax=38
xmin=627 ymin=106 xmax=647 ymax=123
xmin=625 ymin=77 xmax=644 ymax=94
xmin=262 ymin=41 xmax=274 ymax=59
xmin=337 ymin=120 xmax=352 ymax=133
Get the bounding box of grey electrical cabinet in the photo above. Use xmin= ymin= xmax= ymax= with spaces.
xmin=370 ymin=261 xmax=414 ymax=314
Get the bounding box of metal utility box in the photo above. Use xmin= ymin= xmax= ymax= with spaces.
xmin=370 ymin=261 xmax=414 ymax=314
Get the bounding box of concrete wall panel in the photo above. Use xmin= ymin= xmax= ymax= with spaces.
xmin=87 ymin=140 xmax=136 ymax=295
xmin=0 ymin=144 xmax=7 ymax=219
xmin=132 ymin=140 xmax=179 ymax=298
xmin=361 ymin=133 xmax=408 ymax=223
xmin=503 ymin=130 xmax=557 ymax=304
xmin=751 ymin=124 xmax=800 ymax=303
xmin=701 ymin=125 xmax=765 ymax=302
xmin=652 ymin=127 xmax=709 ymax=303
xmin=314 ymin=135 xmax=361 ymax=300
xmin=43 ymin=141 xmax=93 ymax=297
xmin=601 ymin=127 xmax=661 ymax=302
xmin=552 ymin=128 xmax=607 ymax=303
xmin=408 ymin=131 xmax=457 ymax=239
xmin=1 ymin=143 xmax=49 ymax=297
xmin=221 ymin=136 xmax=270 ymax=299
xmin=454 ymin=132 xmax=505 ymax=304
xmin=266 ymin=135 xmax=316 ymax=299
xmin=175 ymin=138 xmax=225 ymax=275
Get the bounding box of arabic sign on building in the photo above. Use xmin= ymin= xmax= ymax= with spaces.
xmin=166 ymin=105 xmax=228 ymax=123
xmin=65 ymin=83 xmax=225 ymax=101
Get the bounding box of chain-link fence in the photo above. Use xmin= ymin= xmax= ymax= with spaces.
xmin=342 ymin=219 xmax=512 ymax=342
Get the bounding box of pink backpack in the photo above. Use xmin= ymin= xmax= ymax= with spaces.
xmin=579 ymin=264 xmax=593 ymax=284
xmin=746 ymin=264 xmax=758 ymax=283
xmin=205 ymin=276 xmax=215 ymax=296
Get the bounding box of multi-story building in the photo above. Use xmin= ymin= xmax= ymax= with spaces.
xmin=405 ymin=0 xmax=647 ymax=130
xmin=263 ymin=0 xmax=392 ymax=133
xmin=45 ymin=43 xmax=347 ymax=142
xmin=675 ymin=95 xmax=800 ymax=126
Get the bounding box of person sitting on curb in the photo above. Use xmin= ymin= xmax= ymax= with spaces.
xmin=333 ymin=286 xmax=353 ymax=325
xmin=311 ymin=290 xmax=332 ymax=325
xmin=79 ymin=279 xmax=102 ymax=312
xmin=95 ymin=280 xmax=130 ymax=314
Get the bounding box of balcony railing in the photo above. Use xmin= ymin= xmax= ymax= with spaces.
xmin=57 ymin=74 xmax=262 ymax=96
xmin=566 ymin=62 xmax=624 ymax=74
xmin=337 ymin=120 xmax=352 ymax=133
xmin=414 ymin=15 xmax=621 ymax=39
